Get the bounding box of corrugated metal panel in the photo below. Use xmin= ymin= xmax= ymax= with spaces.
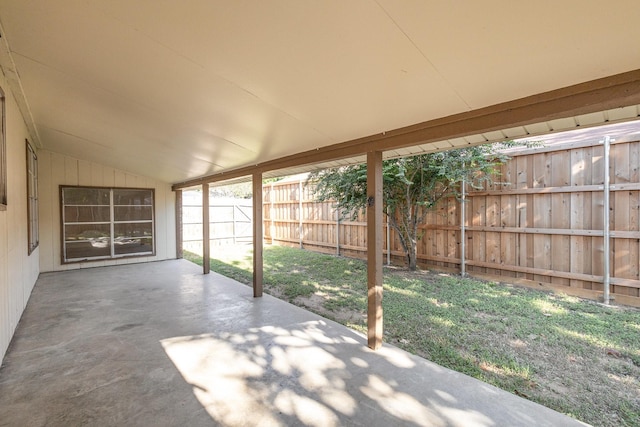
xmin=448 ymin=137 xmax=470 ymax=147
xmin=464 ymin=134 xmax=488 ymax=144
xmin=575 ymin=111 xmax=607 ymax=126
xmin=482 ymin=130 xmax=508 ymax=142
xmin=523 ymin=122 xmax=551 ymax=135
xmin=608 ymin=105 xmax=639 ymax=122
xmin=263 ymin=114 xmax=640 ymax=179
xmin=502 ymin=126 xmax=529 ymax=138
xmin=432 ymin=140 xmax=453 ymax=150
xmin=547 ymin=116 xmax=577 ymax=131
xmin=391 ymin=147 xmax=417 ymax=156
xmin=406 ymin=145 xmax=427 ymax=154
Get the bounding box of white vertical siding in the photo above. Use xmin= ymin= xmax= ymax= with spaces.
xmin=37 ymin=151 xmax=176 ymax=272
xmin=0 ymin=208 xmax=9 ymax=360
xmin=0 ymin=75 xmax=177 ymax=363
xmin=0 ymin=74 xmax=40 ymax=362
xmin=38 ymin=151 xmax=54 ymax=272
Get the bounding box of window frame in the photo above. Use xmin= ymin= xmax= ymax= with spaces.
xmin=0 ymin=86 xmax=6 ymax=210
xmin=60 ymin=185 xmax=156 ymax=264
xmin=26 ymin=140 xmax=38 ymax=254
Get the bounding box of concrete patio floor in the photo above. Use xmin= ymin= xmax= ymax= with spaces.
xmin=0 ymin=259 xmax=587 ymax=427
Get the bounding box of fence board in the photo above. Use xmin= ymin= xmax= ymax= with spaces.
xmin=550 ymin=150 xmax=570 ymax=285
xmin=484 ymin=195 xmax=498 ymax=274
xmin=447 ymin=198 xmax=458 ymax=266
xmin=472 ymin=195 xmax=486 ymax=274
xmin=501 ymin=194 xmax=516 ymax=277
xmin=570 ymin=147 xmax=586 ymax=287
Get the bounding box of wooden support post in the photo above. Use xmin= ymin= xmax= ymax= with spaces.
xmin=253 ymin=172 xmax=264 ymax=297
xmin=202 ymin=183 xmax=210 ymax=274
xmin=175 ymin=189 xmax=183 ymax=259
xmin=367 ymin=151 xmax=383 ymax=350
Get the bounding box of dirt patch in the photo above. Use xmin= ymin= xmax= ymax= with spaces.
xmin=270 ymin=291 xmax=365 ymax=326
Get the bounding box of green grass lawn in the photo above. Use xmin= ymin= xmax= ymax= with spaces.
xmin=185 ymin=245 xmax=640 ymax=427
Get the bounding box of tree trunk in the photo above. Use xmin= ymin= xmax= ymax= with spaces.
xmin=408 ymin=239 xmax=418 ymax=270
xmin=389 ymin=213 xmax=420 ymax=271
xmin=408 ymin=206 xmax=420 ymax=271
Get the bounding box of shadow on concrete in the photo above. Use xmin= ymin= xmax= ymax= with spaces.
xmin=0 ymin=260 xmax=585 ymax=426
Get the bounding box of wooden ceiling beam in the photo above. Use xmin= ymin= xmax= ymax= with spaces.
xmin=172 ymin=69 xmax=640 ymax=190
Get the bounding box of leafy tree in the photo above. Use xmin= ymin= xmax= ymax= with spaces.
xmin=210 ymin=182 xmax=253 ymax=199
xmin=309 ymin=143 xmax=524 ymax=270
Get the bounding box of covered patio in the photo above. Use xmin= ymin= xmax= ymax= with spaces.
xmin=0 ymin=260 xmax=584 ymax=426
xmin=1 ymin=2 xmax=640 ymax=425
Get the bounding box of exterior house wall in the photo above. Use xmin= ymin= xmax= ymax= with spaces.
xmin=0 ymin=76 xmax=40 ymax=362
xmin=37 ymin=151 xmax=176 ymax=272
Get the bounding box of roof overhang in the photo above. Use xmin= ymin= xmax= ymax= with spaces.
xmin=173 ymin=69 xmax=640 ymax=189
xmin=0 ymin=1 xmax=639 ymax=186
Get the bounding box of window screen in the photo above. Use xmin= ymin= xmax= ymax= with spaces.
xmin=61 ymin=186 xmax=155 ymax=262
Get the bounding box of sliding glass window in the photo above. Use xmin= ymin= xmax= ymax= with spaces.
xmin=61 ymin=186 xmax=155 ymax=262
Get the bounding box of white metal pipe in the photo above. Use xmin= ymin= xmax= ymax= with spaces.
xmin=602 ymin=136 xmax=611 ymax=305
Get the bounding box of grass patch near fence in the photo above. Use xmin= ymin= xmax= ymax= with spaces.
xmin=184 ymin=246 xmax=640 ymax=427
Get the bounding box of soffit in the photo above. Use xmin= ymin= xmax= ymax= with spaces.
xmin=0 ymin=1 xmax=639 ymax=184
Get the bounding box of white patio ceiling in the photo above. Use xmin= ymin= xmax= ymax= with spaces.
xmin=0 ymin=1 xmax=639 ymax=184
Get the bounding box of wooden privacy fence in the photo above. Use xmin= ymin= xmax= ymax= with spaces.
xmin=263 ymin=137 xmax=640 ymax=307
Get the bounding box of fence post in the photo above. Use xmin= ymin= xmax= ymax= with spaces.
xmin=270 ymin=182 xmax=275 ymax=244
xmin=460 ymin=179 xmax=466 ymax=277
xmin=386 ymin=208 xmax=391 ymax=266
xmin=299 ymin=179 xmax=303 ymax=249
xmin=336 ymin=209 xmax=340 ymax=256
xmin=602 ymin=135 xmax=612 ymax=304
xmin=232 ymin=204 xmax=237 ymax=245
